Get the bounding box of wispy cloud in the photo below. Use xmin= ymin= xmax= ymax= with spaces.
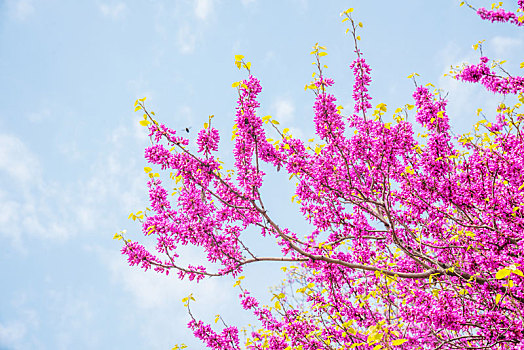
xmin=7 ymin=0 xmax=35 ymax=21
xmin=194 ymin=0 xmax=214 ymax=21
xmin=0 ymin=134 xmax=41 ymax=185
xmin=177 ymin=24 xmax=197 ymax=54
xmin=98 ymin=2 xmax=126 ymax=20
xmin=0 ymin=116 xmax=149 ymax=249
xmin=272 ymin=98 xmax=295 ymax=124
xmin=490 ymin=36 xmax=523 ymax=60
xmin=0 ymin=321 xmax=26 ymax=349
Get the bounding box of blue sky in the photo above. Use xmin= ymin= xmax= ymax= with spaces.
xmin=1 ymin=0 xmax=523 ymax=349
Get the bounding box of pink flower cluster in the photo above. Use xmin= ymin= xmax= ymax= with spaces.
xmin=349 ymin=58 xmax=372 ymax=115
xmin=197 ymin=127 xmax=220 ymax=153
xmin=188 ymin=320 xmax=240 ymax=350
xmin=477 ymin=6 xmax=524 ymax=26
xmin=455 ymin=56 xmax=524 ymax=95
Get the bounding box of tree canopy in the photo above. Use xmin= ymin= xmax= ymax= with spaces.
xmin=118 ymin=2 xmax=524 ymax=349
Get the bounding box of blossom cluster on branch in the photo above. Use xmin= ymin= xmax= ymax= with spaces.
xmin=118 ymin=3 xmax=524 ymax=349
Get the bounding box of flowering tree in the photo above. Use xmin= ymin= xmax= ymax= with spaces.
xmin=117 ymin=2 xmax=524 ymax=349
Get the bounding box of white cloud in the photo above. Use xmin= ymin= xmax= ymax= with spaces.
xmin=28 ymin=107 xmax=50 ymax=123
xmin=0 ymin=134 xmax=41 ymax=185
xmin=7 ymin=0 xmax=35 ymax=21
xmin=272 ymin=98 xmax=295 ymax=124
xmin=263 ymin=50 xmax=276 ymax=64
xmin=94 ymin=244 xmax=235 ymax=348
xmin=98 ymin=2 xmax=126 ymax=20
xmin=0 ymin=321 xmax=26 ymax=348
xmin=177 ymin=24 xmax=197 ymax=54
xmin=194 ymin=0 xmax=214 ymax=21
xmin=490 ymin=36 xmax=523 ymax=60
xmin=0 ymin=117 xmax=149 ymax=248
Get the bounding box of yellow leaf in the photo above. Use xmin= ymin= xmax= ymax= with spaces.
xmin=139 ymin=120 xmax=150 ymax=126
xmin=234 ymin=54 xmax=244 ymax=61
xmin=358 ymin=22 xmax=363 ymax=27
xmin=215 ymin=315 xmax=220 ymax=323
xmin=318 ymin=52 xmax=328 ymax=57
xmin=232 ymin=81 xmax=240 ymax=88
xmin=384 ymin=123 xmax=391 ymax=129
xmin=245 ymin=62 xmax=251 ymax=70
xmin=144 ymin=167 xmax=152 ymax=172
xmin=138 ymin=97 xmax=146 ymax=102
xmin=513 ymin=269 xmax=524 ymax=277
xmin=134 ymin=105 xmax=142 ymax=112
xmin=283 ymin=128 xmax=290 ymax=134
xmin=496 ymin=268 xmax=511 ymax=279
xmin=271 ymin=120 xmax=280 ymax=125
xmin=392 ymin=339 xmax=408 ymax=346
xmin=518 ymin=183 xmax=524 ymax=191
xmin=356 ymin=35 xmax=361 ymax=40
xmin=495 ymin=293 xmax=502 ymax=304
